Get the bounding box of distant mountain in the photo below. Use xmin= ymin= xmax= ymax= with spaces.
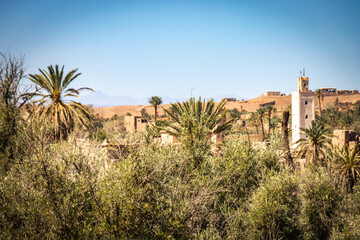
xmin=78 ymin=91 xmax=248 ymax=107
xmin=78 ymin=91 xmax=147 ymax=107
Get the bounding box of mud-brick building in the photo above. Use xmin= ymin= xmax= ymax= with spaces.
xmin=332 ymin=130 xmax=359 ymax=149
xmin=124 ymin=116 xmax=149 ymax=133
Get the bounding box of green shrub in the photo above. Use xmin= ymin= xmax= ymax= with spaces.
xmin=330 ymin=184 xmax=360 ymax=239
xmin=300 ymin=169 xmax=341 ymax=240
xmin=246 ymin=171 xmax=301 ymax=240
xmin=0 ymin=140 xmax=106 ymax=239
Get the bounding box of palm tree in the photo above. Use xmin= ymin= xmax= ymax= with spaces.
xmin=163 ymin=97 xmax=233 ymax=138
xmin=257 ymin=108 xmax=266 ymax=140
xmin=281 ymin=110 xmax=293 ymax=166
xmin=265 ymin=105 xmax=276 ymax=135
xmin=229 ymin=108 xmax=241 ymax=119
xmin=339 ymin=113 xmax=354 ymax=129
xmin=248 ymin=112 xmax=260 ymax=134
xmin=295 ymin=121 xmax=332 ymax=164
xmin=334 ymin=97 xmax=339 ymax=110
xmin=315 ymin=89 xmax=323 ymax=116
xmin=334 ymin=143 xmax=360 ymax=193
xmin=148 ymin=96 xmax=163 ymax=122
xmin=161 ymin=98 xmax=233 ymax=162
xmin=29 ymin=65 xmax=93 ymax=141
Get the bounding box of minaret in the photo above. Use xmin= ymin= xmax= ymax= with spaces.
xmin=291 ymin=74 xmax=315 ymax=148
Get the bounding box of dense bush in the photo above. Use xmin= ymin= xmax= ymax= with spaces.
xmin=2 ymin=69 xmax=360 ymax=239
xmin=0 ymin=131 xmax=281 ymax=239
xmin=331 ymin=184 xmax=360 ymax=239
xmin=246 ymin=171 xmax=302 ymax=240
xmin=300 ymin=169 xmax=341 ymax=240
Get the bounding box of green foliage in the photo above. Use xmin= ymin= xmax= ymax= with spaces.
xmin=0 ymin=141 xmax=106 ymax=239
xmin=29 ymin=65 xmax=94 ymax=141
xmin=318 ymin=105 xmax=360 ymax=133
xmin=300 ymin=169 xmax=341 ymax=240
xmin=0 ymin=53 xmax=31 ymax=173
xmin=93 ymin=130 xmax=107 ymax=141
xmin=340 ymin=113 xmax=354 ymax=129
xmin=1 ymin=126 xmax=287 ymax=239
xmin=334 ymin=143 xmax=360 ymax=193
xmin=265 ymin=104 xmax=276 ymax=135
xmin=162 ymin=97 xmax=233 ymax=165
xmin=141 ymin=107 xmax=151 ymax=120
xmin=100 ymin=116 xmax=126 ymax=140
xmin=248 ymin=111 xmax=260 ymax=134
xmin=148 ymin=96 xmax=163 ymax=121
xmin=315 ymin=89 xmax=324 ymax=114
xmin=2 ymin=62 xmax=360 ymax=240
xmin=296 ymin=120 xmax=332 ymax=164
xmin=228 ymin=108 xmax=242 ymax=119
xmin=331 ymin=184 xmax=360 ymax=239
xmin=0 ymin=105 xmax=19 ymax=172
xmin=246 ymin=171 xmax=302 ymax=240
xmin=256 ymin=107 xmax=266 ymax=138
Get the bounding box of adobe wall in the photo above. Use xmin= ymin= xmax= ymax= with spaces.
xmin=332 ymin=130 xmax=359 ymax=149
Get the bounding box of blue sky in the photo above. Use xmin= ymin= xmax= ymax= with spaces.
xmin=1 ymin=0 xmax=359 ymax=105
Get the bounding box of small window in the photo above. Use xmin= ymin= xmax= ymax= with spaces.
xmin=305 ymin=115 xmax=308 ymax=119
xmin=304 ymin=84 xmax=307 ymax=88
xmin=305 ymin=100 xmax=308 ymax=105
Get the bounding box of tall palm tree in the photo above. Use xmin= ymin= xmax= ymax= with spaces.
xmin=265 ymin=105 xmax=276 ymax=135
xmin=248 ymin=112 xmax=260 ymax=134
xmin=334 ymin=97 xmax=340 ymax=110
xmin=29 ymin=65 xmax=93 ymax=141
xmin=315 ymin=89 xmax=323 ymax=116
xmin=281 ymin=110 xmax=293 ymax=166
xmin=334 ymin=143 xmax=360 ymax=193
xmin=295 ymin=121 xmax=332 ymax=164
xmin=148 ymin=96 xmax=163 ymax=122
xmin=257 ymin=108 xmax=266 ymax=140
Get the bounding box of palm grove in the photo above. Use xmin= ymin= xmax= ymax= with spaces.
xmin=1 ymin=53 xmax=360 ymax=239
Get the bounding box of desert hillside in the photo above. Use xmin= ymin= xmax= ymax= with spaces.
xmin=93 ymin=94 xmax=360 ymax=118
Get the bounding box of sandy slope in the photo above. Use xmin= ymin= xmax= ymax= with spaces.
xmin=93 ymin=94 xmax=360 ymax=118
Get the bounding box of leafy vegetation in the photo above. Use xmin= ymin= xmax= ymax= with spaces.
xmin=148 ymin=95 xmax=163 ymax=122
xmin=295 ymin=120 xmax=332 ymax=164
xmin=160 ymin=97 xmax=233 ymax=165
xmin=334 ymin=143 xmax=360 ymax=193
xmin=29 ymin=65 xmax=93 ymax=141
xmin=2 ymin=55 xmax=360 ymax=239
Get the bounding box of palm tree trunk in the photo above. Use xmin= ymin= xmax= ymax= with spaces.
xmin=281 ymin=110 xmax=293 ymax=167
xmin=155 ymin=106 xmax=158 ymax=122
xmin=268 ymin=112 xmax=271 ymax=136
xmin=348 ymin=175 xmax=355 ymax=194
xmin=260 ymin=118 xmax=265 ymax=141
xmin=318 ymin=96 xmax=322 ymax=116
xmin=314 ymin=144 xmax=319 ymax=164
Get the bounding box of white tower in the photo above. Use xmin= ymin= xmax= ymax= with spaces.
xmin=291 ymin=75 xmax=315 ymax=147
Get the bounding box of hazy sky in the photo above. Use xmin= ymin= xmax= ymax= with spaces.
xmin=1 ymin=0 xmax=359 ymax=101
